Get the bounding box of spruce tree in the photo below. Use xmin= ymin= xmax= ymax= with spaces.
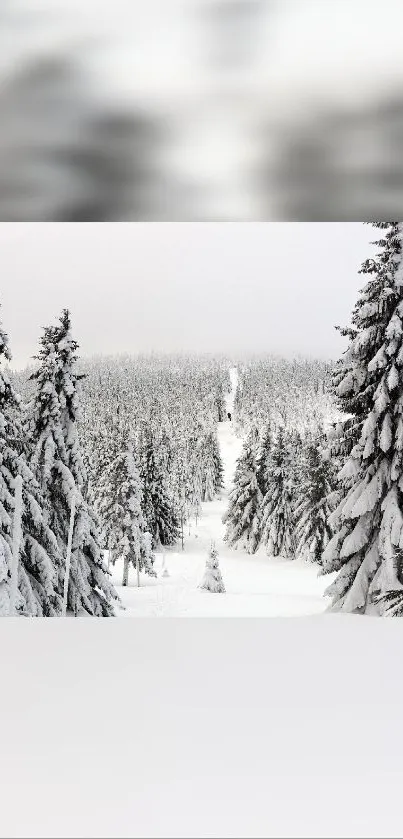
xmin=99 ymin=442 xmax=155 ymax=586
xmin=161 ymin=553 xmax=170 ymax=578
xmin=295 ymin=433 xmax=335 ymax=565
xmin=185 ymin=424 xmax=204 ymax=522
xmin=139 ymin=428 xmax=179 ymax=548
xmin=215 ymin=384 xmax=226 ymax=422
xmin=198 ymin=544 xmax=225 ymax=593
xmin=29 ymin=309 xmax=118 ymax=616
xmin=288 ymin=428 xmax=304 ymax=514
xmin=256 ymin=421 xmax=272 ymax=496
xmin=322 ymin=223 xmax=403 ymax=613
xmin=260 ymin=427 xmax=295 ymax=558
xmin=223 ymin=430 xmax=262 ymax=554
xmin=331 ymin=222 xmax=399 ymax=460
xmin=0 ymin=309 xmax=62 ymax=615
xmin=202 ymin=428 xmax=224 ymax=501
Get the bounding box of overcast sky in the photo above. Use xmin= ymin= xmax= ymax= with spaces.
xmin=0 ymin=222 xmax=374 ymax=369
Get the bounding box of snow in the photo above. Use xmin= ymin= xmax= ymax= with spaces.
xmin=111 ymin=367 xmax=334 ymax=617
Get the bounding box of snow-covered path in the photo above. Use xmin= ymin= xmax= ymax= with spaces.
xmin=113 ymin=366 xmax=332 ymax=617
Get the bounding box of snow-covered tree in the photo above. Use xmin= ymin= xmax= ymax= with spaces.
xmin=182 ymin=424 xmax=204 ymax=525
xmin=198 ymin=544 xmax=225 ymax=593
xmin=82 ymin=409 xmax=125 ymax=516
xmin=295 ymin=433 xmax=335 ymax=565
xmin=161 ymin=554 xmax=170 ymax=578
xmin=260 ymin=427 xmax=295 ymax=558
xmin=288 ymin=428 xmax=305 ymax=511
xmin=202 ymin=428 xmax=224 ymax=501
xmin=223 ymin=429 xmax=262 ymax=554
xmin=329 ymin=225 xmax=393 ymax=462
xmin=0 ymin=308 xmax=63 ymax=615
xmin=172 ymin=438 xmax=194 ymax=550
xmin=234 ymin=355 xmax=336 ymax=439
xmin=215 ymin=382 xmax=226 ymax=422
xmin=256 ymin=421 xmax=272 ymax=496
xmin=29 ymin=309 xmax=118 ymax=616
xmin=139 ymin=427 xmax=179 ymax=548
xmin=322 ymin=222 xmax=403 ymax=613
xmin=98 ymin=442 xmax=155 ymax=586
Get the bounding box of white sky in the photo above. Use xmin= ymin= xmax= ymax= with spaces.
xmin=1 ymin=222 xmax=374 ymax=368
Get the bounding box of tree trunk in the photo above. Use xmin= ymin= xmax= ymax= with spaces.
xmin=107 ymin=533 xmax=112 ymax=571
xmin=62 ymin=490 xmax=76 ymax=617
xmin=122 ymin=556 xmax=130 ymax=587
xmin=136 ymin=554 xmax=140 ymax=588
xmin=9 ymin=475 xmax=23 ymax=616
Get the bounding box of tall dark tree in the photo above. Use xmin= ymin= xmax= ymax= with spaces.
xmin=0 ymin=308 xmax=62 ymax=615
xmin=260 ymin=427 xmax=295 ymax=558
xmin=223 ymin=429 xmax=262 ymax=554
xmin=256 ymin=421 xmax=272 ymax=496
xmin=29 ymin=309 xmax=118 ymax=616
xmin=331 ymin=223 xmax=399 ymax=459
xmin=98 ymin=442 xmax=155 ymax=586
xmin=322 ymin=223 xmax=403 ymax=613
xmin=202 ymin=428 xmax=224 ymax=501
xmin=295 ymin=433 xmax=335 ymax=565
xmin=139 ymin=428 xmax=179 ymax=548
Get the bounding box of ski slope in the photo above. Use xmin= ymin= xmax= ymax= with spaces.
xmin=112 ymin=367 xmax=333 ymax=617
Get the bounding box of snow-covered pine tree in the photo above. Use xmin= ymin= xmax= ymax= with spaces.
xmin=191 ymin=458 xmax=203 ymax=524
xmin=138 ymin=427 xmax=180 ymax=548
xmin=260 ymin=426 xmax=295 ymax=558
xmin=215 ymin=383 xmax=226 ymax=422
xmin=82 ymin=409 xmax=123 ymax=516
xmin=171 ymin=436 xmax=193 ymax=550
xmin=211 ymin=430 xmax=225 ymax=493
xmin=29 ymin=309 xmax=118 ymax=616
xmin=322 ymin=222 xmax=403 ymax=613
xmin=198 ymin=543 xmax=225 ymax=593
xmin=295 ymin=431 xmax=335 ymax=565
xmin=202 ymin=428 xmax=224 ymax=501
xmin=184 ymin=423 xmax=204 ymax=524
xmin=161 ymin=553 xmax=170 ymax=578
xmin=0 ymin=309 xmax=62 ymax=615
xmin=331 ymin=222 xmax=398 ymax=463
xmin=99 ymin=442 xmax=155 ymax=586
xmin=288 ymin=428 xmax=305 ymax=518
xmin=256 ymin=421 xmax=272 ymax=496
xmin=223 ymin=428 xmax=262 ymax=554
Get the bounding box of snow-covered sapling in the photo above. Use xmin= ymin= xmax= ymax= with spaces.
xmin=161 ymin=554 xmax=170 ymax=578
xmin=198 ymin=544 xmax=225 ymax=593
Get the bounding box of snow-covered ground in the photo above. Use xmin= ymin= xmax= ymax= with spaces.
xmin=112 ymin=366 xmax=334 ymax=617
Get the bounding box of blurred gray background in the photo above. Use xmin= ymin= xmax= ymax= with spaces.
xmin=1 ymin=0 xmax=403 ymax=220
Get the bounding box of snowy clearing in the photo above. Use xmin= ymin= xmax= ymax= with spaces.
xmin=111 ymin=367 xmax=334 ymax=618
